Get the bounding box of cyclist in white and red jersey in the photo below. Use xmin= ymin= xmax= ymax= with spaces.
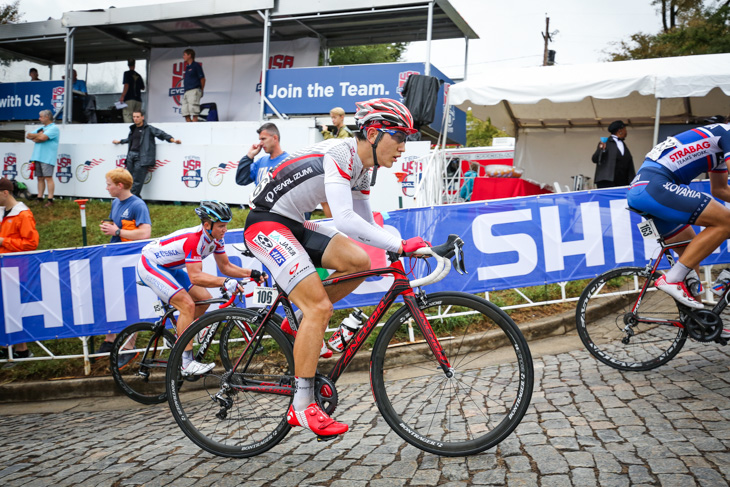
xmin=137 ymin=200 xmax=265 ymax=376
xmin=244 ymin=98 xmax=430 ymax=438
xmin=627 ymin=115 xmax=730 ymax=325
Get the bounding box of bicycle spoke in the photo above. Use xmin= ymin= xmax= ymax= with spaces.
xmin=111 ymin=322 xmax=176 ymax=405
xmin=167 ymin=309 xmax=294 ymax=458
xmin=576 ymin=267 xmax=688 ymax=370
xmin=372 ymin=293 xmax=533 ymax=456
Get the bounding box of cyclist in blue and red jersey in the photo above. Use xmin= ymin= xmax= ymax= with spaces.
xmin=137 ymin=201 xmax=265 ymax=376
xmin=627 ymin=116 xmax=730 ymax=327
xmin=243 ymin=98 xmax=430 ymax=438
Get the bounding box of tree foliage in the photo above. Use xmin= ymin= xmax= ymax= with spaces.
xmin=608 ymin=0 xmax=730 ymax=60
xmin=0 ymin=1 xmax=22 ymax=66
xmin=0 ymin=0 xmax=20 ymax=24
xmin=324 ymin=43 xmax=408 ymax=66
xmin=466 ymin=110 xmax=508 ymax=147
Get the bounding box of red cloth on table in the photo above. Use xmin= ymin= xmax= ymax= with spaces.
xmin=470 ymin=178 xmax=551 ymax=201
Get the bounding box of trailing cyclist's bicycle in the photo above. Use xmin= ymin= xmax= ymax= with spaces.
xmin=110 ymin=282 xmax=259 ymax=405
xmin=165 ymin=235 xmax=534 ymax=457
xmin=576 ymin=210 xmax=728 ymax=371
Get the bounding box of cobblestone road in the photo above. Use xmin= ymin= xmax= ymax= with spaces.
xmin=1 ymin=332 xmax=729 ymax=486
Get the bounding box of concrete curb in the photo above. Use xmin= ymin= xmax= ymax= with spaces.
xmin=0 ymin=305 xmax=585 ymax=403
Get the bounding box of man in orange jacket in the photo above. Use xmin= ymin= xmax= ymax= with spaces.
xmin=0 ymin=177 xmax=39 ymax=360
xmin=0 ymin=178 xmax=39 ymax=253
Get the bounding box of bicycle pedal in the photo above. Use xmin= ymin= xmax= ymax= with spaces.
xmin=316 ymin=434 xmax=339 ymax=442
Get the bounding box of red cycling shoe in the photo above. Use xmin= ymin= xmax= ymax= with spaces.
xmin=286 ymin=402 xmax=349 ymax=436
xmin=281 ymin=318 xmax=333 ymax=359
xmin=655 ymin=275 xmax=703 ymax=309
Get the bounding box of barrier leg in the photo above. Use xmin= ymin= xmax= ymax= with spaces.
xmin=81 ymin=336 xmax=91 ymax=376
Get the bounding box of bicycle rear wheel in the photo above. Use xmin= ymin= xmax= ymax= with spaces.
xmin=166 ymin=308 xmax=295 ymax=458
xmin=370 ymin=292 xmax=533 ymax=456
xmin=110 ymin=322 xmax=176 ymax=405
xmin=576 ymin=266 xmax=688 ymax=371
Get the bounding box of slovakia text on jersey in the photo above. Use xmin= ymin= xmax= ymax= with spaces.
xmin=142 ymin=224 xmax=225 ymax=269
xmin=645 ymin=123 xmax=730 ymax=184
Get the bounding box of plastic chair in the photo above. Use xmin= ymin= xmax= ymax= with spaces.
xmin=199 ymin=103 xmax=218 ymax=122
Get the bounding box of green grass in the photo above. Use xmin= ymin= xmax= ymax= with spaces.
xmin=33 ymin=198 xmax=252 ymax=249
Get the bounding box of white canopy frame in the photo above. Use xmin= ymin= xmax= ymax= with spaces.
xmin=438 ymin=54 xmax=730 ymax=189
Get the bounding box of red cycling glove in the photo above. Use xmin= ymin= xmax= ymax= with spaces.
xmin=401 ymin=237 xmax=431 ymax=255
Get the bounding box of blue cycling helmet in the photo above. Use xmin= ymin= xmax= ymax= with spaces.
xmin=195 ymin=200 xmax=232 ymax=223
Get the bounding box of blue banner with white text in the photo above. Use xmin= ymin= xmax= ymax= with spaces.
xmin=0 ymin=81 xmax=65 ymax=121
xmin=264 ymin=63 xmax=467 ymax=145
xmin=2 ymin=183 xmax=729 ymax=346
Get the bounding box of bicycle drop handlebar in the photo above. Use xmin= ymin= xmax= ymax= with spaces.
xmin=406 ymin=234 xmax=466 ymax=288
xmin=218 ymin=276 xmax=265 ymax=308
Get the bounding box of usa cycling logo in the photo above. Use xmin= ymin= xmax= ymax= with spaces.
xmin=76 ymin=158 xmax=105 ymax=182
xmin=256 ymin=54 xmax=296 ymax=93
xmin=51 ymin=86 xmax=64 ymax=113
xmin=395 ymin=156 xmax=422 ymax=197
xmin=168 ymin=61 xmax=185 ymax=108
xmin=3 ymin=152 xmax=17 ymax=179
xmin=397 ymin=70 xmax=420 ymax=99
xmin=182 ymin=156 xmax=203 ymax=188
xmin=207 ymin=160 xmax=239 ymax=186
xmin=56 ymin=154 xmax=72 ymax=184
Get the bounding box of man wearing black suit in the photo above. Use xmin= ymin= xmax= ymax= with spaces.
xmin=592 ymin=120 xmax=635 ymax=188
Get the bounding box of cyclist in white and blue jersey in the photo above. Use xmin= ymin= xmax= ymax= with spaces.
xmin=627 ymin=115 xmax=730 ymax=320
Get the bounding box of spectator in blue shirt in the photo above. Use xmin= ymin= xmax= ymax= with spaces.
xmin=97 ymin=168 xmax=152 ymax=358
xmin=460 ymin=161 xmax=480 ymax=201
xmin=236 ymin=123 xmax=289 ymax=186
xmin=25 ymin=110 xmax=60 ymax=207
xmin=71 ymin=69 xmax=87 ymax=93
xmin=182 ymin=48 xmax=205 ymax=122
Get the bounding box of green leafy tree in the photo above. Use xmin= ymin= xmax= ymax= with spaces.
xmin=608 ymin=0 xmax=730 ymax=60
xmin=466 ymin=110 xmax=507 ymax=147
xmin=0 ymin=1 xmax=21 ymax=66
xmin=324 ymin=43 xmax=408 ymax=66
xmin=0 ymin=1 xmax=19 ymax=23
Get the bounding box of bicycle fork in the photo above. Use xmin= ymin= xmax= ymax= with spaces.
xmin=403 ymin=292 xmax=453 ymax=377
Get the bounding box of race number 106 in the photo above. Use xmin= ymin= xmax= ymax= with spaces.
xmin=252 ymin=287 xmax=277 ymax=307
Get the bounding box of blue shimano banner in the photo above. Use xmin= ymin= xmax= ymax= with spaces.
xmin=264 ymin=63 xmax=467 ymax=145
xmin=3 ymin=183 xmax=729 ymax=346
xmin=0 ymin=81 xmax=65 ymax=121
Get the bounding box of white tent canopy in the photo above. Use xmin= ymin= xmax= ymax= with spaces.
xmin=447 ymin=54 xmax=730 ymax=188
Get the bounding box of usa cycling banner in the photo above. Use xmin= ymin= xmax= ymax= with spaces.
xmin=2 ymin=182 xmax=730 ymax=345
xmin=147 ymin=38 xmax=320 ymax=123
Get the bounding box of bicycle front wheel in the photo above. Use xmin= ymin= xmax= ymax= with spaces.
xmin=166 ymin=308 xmax=295 ymax=458
xmin=576 ymin=266 xmax=687 ymax=371
xmin=371 ymin=292 xmax=533 ymax=456
xmin=110 ymin=322 xmax=176 ymax=404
